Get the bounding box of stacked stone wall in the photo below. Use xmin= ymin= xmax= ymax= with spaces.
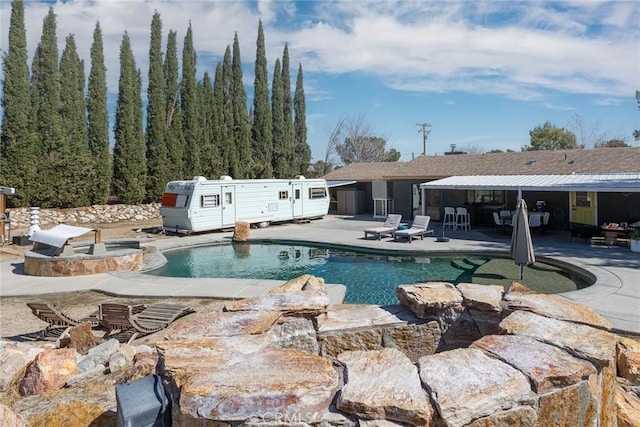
xmin=6 ymin=204 xmax=161 ymax=230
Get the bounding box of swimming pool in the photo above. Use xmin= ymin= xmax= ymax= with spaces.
xmin=146 ymin=242 xmax=589 ymax=305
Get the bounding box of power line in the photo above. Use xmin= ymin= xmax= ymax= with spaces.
xmin=416 ymin=123 xmax=431 ymax=156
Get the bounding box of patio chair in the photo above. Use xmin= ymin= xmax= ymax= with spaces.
xmin=27 ymin=301 xmax=99 ymax=339
xmin=100 ymin=302 xmax=194 ymax=344
xmin=529 ymin=214 xmax=542 ymax=234
xmin=393 ymin=215 xmax=434 ymax=243
xmin=363 ymin=214 xmax=402 ymax=240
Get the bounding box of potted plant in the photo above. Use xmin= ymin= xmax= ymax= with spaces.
xmin=630 ymin=228 xmax=640 ymax=253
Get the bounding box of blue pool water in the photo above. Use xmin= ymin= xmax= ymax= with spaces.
xmin=146 ymin=242 xmax=582 ymax=305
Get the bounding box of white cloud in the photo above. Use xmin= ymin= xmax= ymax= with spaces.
xmin=1 ymin=1 xmax=637 ymax=107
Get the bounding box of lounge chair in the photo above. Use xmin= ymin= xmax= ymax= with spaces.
xmin=99 ymin=302 xmax=194 ymax=343
xmin=363 ymin=214 xmax=403 ymax=240
xmin=393 ymin=215 xmax=434 ymax=243
xmin=27 ymin=301 xmax=99 ymax=338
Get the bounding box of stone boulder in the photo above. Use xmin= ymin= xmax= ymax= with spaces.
xmin=337 ymin=348 xmax=434 ymax=425
xmin=19 ymin=348 xmax=79 ymax=396
xmin=317 ymin=304 xmax=441 ymax=362
xmin=456 ymin=283 xmax=503 ymax=311
xmin=270 ymin=274 xmax=325 ymax=293
xmin=0 ymin=404 xmax=25 ymax=427
xmin=233 ymin=221 xmax=250 ymax=241
xmin=418 ymin=348 xmax=536 ymax=426
xmin=473 ymin=334 xmax=597 ymax=394
xmin=617 ymin=336 xmax=640 ymax=386
xmin=0 ymin=345 xmax=45 ymax=392
xmin=617 ymin=378 xmax=640 ymax=427
xmin=224 ymin=290 xmax=330 ymax=317
xmin=26 ymin=400 xmax=113 ymax=427
xmin=504 ymin=289 xmax=612 ymax=331
xmin=158 ymin=337 xmax=340 ymax=423
xmin=167 ymin=310 xmax=282 ymax=340
xmin=68 ymin=322 xmax=101 ymax=355
xmin=396 ymin=282 xmax=463 ymax=320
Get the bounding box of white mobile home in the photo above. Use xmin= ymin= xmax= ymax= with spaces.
xmin=160 ymin=176 xmax=330 ymax=233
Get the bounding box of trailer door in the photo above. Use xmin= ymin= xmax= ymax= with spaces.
xmin=222 ymin=186 xmax=236 ymax=226
xmin=292 ymin=183 xmax=303 ymax=217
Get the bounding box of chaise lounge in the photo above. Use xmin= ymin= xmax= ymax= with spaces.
xmin=99 ymin=302 xmax=194 ymax=344
xmin=392 ymin=215 xmax=434 ymax=243
xmin=27 ymin=301 xmax=100 ymax=338
xmin=363 ymin=214 xmax=403 ymax=240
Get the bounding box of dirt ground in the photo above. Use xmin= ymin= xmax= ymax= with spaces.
xmin=0 ymin=218 xmax=228 ymax=343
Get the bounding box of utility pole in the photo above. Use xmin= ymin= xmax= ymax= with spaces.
xmin=416 ymin=123 xmax=431 ymax=156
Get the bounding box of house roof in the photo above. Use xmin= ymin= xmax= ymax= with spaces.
xmin=322 ymin=148 xmax=640 ymax=181
xmin=323 ymin=162 xmax=405 ymax=181
xmin=419 ymin=174 xmax=640 ymax=193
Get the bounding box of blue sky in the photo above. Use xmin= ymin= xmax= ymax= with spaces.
xmin=1 ymin=0 xmax=639 ymax=163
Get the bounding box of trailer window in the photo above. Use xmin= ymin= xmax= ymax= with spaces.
xmin=279 ymin=191 xmax=289 ymax=200
xmin=201 ymin=194 xmax=220 ymax=208
xmin=295 ymin=189 xmax=301 ymax=200
xmin=309 ymin=187 xmax=327 ymax=199
xmin=225 ymin=192 xmax=233 ymax=204
xmin=176 ymin=194 xmax=189 ymax=208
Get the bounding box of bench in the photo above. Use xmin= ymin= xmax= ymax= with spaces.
xmin=569 ymin=222 xmax=601 ymax=245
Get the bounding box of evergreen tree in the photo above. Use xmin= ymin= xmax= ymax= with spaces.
xmin=293 ymin=63 xmax=311 ymax=175
xmin=59 ymin=34 xmax=91 ymax=207
xmin=87 ymin=22 xmax=111 ymax=204
xmin=181 ymin=22 xmax=201 ymax=178
xmin=220 ymin=47 xmax=238 ymax=176
xmin=271 ymin=58 xmax=286 ymax=177
xmin=164 ymin=30 xmax=184 ymax=181
xmin=281 ymin=44 xmax=295 ymax=177
xmin=31 ymin=7 xmax=63 ymax=206
xmin=251 ymin=20 xmax=273 ymax=178
xmin=231 ymin=33 xmax=252 ymax=178
xmin=199 ymin=72 xmax=220 ymax=178
xmin=213 ymin=61 xmax=228 ymax=176
xmin=145 ymin=11 xmax=167 ymax=201
xmin=112 ymin=32 xmax=146 ymax=204
xmin=0 ymin=0 xmax=35 ymax=206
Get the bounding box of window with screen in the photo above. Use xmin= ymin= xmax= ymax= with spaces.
xmin=201 ymin=194 xmax=220 ymax=208
xmin=309 ymin=187 xmax=327 ymax=199
xmin=279 ymin=191 xmax=289 ymax=200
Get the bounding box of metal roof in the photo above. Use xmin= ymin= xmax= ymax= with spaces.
xmin=326 ymin=180 xmax=357 ymax=188
xmin=419 ymin=174 xmax=640 ymax=193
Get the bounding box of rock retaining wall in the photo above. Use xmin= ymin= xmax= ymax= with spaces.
xmin=6 ymin=204 xmax=161 ymax=230
xmin=2 ymin=276 xmax=639 ymax=426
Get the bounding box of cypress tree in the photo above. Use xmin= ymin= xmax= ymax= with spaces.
xmin=164 ymin=30 xmax=184 ymax=181
xmin=251 ymin=20 xmax=273 ymax=178
xmin=199 ymin=72 xmax=220 ymax=178
xmin=293 ymin=63 xmax=311 ymax=175
xmin=59 ymin=34 xmax=91 ymax=207
xmin=112 ymin=32 xmax=146 ymax=204
xmin=231 ymin=33 xmax=252 ymax=178
xmin=87 ymin=22 xmax=111 ymax=204
xmin=181 ymin=22 xmax=201 ymax=178
xmin=213 ymin=61 xmax=228 ymax=177
xmin=31 ymin=7 xmax=63 ymax=207
xmin=220 ymin=47 xmax=238 ymax=176
xmin=281 ymin=44 xmax=295 ymax=177
xmin=145 ymin=11 xmax=167 ymax=201
xmin=271 ymin=58 xmax=285 ymax=178
xmin=0 ymin=0 xmax=35 ymax=206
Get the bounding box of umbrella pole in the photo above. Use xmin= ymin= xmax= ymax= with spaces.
xmin=520 ymin=265 xmax=523 ymax=280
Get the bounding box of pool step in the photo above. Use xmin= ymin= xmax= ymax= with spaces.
xmin=450 ymin=259 xmax=475 ymax=271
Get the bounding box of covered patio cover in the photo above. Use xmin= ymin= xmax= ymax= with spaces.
xmin=419 ymin=173 xmax=640 ymax=195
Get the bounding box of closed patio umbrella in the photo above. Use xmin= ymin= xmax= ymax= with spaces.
xmin=510 ymin=199 xmax=535 ymax=280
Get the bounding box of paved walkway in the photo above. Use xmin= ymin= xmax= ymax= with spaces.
xmin=1 ymin=215 xmax=638 ymax=334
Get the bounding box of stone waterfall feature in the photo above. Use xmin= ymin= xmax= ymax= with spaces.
xmin=156 ymin=278 xmax=623 ymax=426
